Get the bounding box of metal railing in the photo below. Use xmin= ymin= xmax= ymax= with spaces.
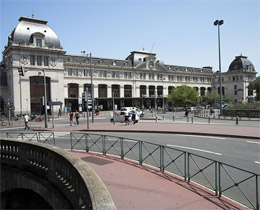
xmin=70 ymin=132 xmax=259 ymax=209
xmin=6 ymin=132 xmax=55 ymax=145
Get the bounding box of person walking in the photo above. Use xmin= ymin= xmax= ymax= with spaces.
xmin=75 ymin=111 xmax=80 ymax=125
xmin=69 ymin=112 xmax=74 ymax=126
xmin=131 ymin=110 xmax=137 ymax=124
xmin=24 ymin=114 xmax=30 ymax=130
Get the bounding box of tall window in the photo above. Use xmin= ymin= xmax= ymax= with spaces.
xmin=37 ymin=56 xmax=42 ymax=66
xmin=68 ymin=68 xmax=72 ymax=76
xmin=36 ymin=39 xmax=42 ymax=47
xmin=30 ymin=55 xmax=35 ymax=65
xmin=44 ymin=56 xmax=49 ymax=66
xmin=73 ymin=69 xmax=78 ymax=76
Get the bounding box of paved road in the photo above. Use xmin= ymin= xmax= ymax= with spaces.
xmin=1 ymin=112 xmax=259 ymax=209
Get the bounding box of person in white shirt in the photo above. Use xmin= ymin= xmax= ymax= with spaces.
xmin=24 ymin=114 xmax=30 ymax=130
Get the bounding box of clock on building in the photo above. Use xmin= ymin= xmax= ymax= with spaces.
xmin=148 ymin=61 xmax=154 ymax=69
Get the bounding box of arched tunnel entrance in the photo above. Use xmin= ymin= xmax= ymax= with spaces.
xmin=1 ymin=188 xmax=53 ymax=209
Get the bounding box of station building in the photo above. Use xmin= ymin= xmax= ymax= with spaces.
xmin=0 ymin=16 xmax=257 ymax=115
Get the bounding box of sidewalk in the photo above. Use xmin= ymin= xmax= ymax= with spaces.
xmin=41 ymin=121 xmax=260 ymax=139
xmin=69 ymin=150 xmax=246 ymax=210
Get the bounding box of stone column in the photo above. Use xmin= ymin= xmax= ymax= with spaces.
xmin=107 ymin=85 xmax=112 ymax=98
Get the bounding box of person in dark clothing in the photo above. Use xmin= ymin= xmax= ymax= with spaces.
xmin=75 ymin=112 xmax=80 ymax=125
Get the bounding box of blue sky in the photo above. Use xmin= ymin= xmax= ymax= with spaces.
xmin=1 ymin=0 xmax=259 ymax=75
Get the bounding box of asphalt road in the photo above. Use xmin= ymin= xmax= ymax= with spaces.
xmin=1 ymin=115 xmax=259 ymax=209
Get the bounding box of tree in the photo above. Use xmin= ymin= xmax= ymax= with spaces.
xmin=203 ymin=92 xmax=220 ymax=105
xmin=168 ymin=85 xmax=198 ymax=107
xmin=248 ymin=76 xmax=260 ymax=101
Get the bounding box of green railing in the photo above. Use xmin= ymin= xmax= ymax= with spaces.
xmin=6 ymin=132 xmax=55 ymax=145
xmin=70 ymin=132 xmax=259 ymax=210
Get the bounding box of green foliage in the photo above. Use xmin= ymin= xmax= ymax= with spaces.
xmin=248 ymin=76 xmax=260 ymax=101
xmin=223 ymin=96 xmax=233 ymax=103
xmin=168 ymin=85 xmax=198 ymax=107
xmin=225 ymin=102 xmax=260 ymax=110
xmin=203 ymin=92 xmax=220 ymax=104
xmin=95 ymin=107 xmax=100 ymax=113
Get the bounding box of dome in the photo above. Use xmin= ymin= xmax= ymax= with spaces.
xmin=228 ymin=55 xmax=255 ymax=72
xmin=9 ymin=16 xmax=61 ymax=48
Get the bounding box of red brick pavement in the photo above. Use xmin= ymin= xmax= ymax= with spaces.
xmin=69 ymin=150 xmax=246 ymax=210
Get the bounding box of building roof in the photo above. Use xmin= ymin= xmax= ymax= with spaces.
xmin=9 ymin=16 xmax=61 ymax=48
xmin=228 ymin=55 xmax=255 ymax=73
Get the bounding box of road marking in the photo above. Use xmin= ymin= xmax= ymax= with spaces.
xmin=167 ymin=144 xmax=222 ymax=156
xmin=246 ymin=141 xmax=260 ymax=145
xmin=175 ymin=134 xmax=226 ymax=140
xmin=254 ymin=161 xmax=260 ymax=164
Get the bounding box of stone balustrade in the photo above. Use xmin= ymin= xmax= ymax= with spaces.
xmin=0 ymin=138 xmax=116 ymax=210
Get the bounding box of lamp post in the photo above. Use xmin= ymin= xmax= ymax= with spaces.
xmin=83 ymin=51 xmax=94 ymax=123
xmin=90 ymin=52 xmax=94 ymax=123
xmin=41 ymin=69 xmax=48 ymax=128
xmin=214 ymin=19 xmax=224 ymax=116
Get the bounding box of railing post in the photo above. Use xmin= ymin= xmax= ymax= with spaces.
xmin=120 ymin=138 xmax=124 ymax=160
xmin=218 ymin=162 xmax=221 ymax=197
xmin=187 ymin=116 xmax=189 ymax=122
xmin=21 ymin=133 xmax=24 ymax=140
xmin=53 ymin=133 xmax=56 ymax=146
xmin=208 ymin=117 xmax=210 ymax=124
xmin=184 ymin=152 xmax=187 ymax=181
xmin=85 ymin=134 xmax=89 ymax=152
xmin=70 ymin=132 xmax=73 ymax=151
xmin=215 ymin=161 xmax=218 ymax=196
xmin=102 ymin=135 xmax=106 ymax=156
xmin=160 ymin=146 xmax=164 ymax=172
xmin=187 ymin=153 xmax=190 ymax=182
xmin=191 ymin=116 xmax=194 ymax=123
xmin=139 ymin=141 xmax=143 ymax=165
xmin=256 ymin=175 xmax=259 ymax=210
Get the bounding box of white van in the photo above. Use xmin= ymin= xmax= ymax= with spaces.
xmin=120 ymin=107 xmax=143 ymax=117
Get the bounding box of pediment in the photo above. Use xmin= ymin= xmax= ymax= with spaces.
xmin=136 ymin=61 xmax=168 ymax=71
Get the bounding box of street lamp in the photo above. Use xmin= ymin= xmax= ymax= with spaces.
xmin=40 ymin=69 xmax=48 ymax=128
xmin=214 ymin=19 xmax=224 ymax=116
xmin=82 ymin=51 xmax=94 ymax=123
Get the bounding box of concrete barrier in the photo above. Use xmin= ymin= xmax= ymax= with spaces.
xmin=0 ymin=139 xmax=116 ymax=210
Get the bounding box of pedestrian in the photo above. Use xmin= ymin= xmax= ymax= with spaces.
xmin=58 ymin=108 xmax=61 ymax=117
xmin=131 ymin=110 xmax=137 ymax=124
xmin=75 ymin=111 xmax=80 ymax=125
xmin=69 ymin=112 xmax=74 ymax=126
xmin=24 ymin=114 xmax=30 ymax=130
xmin=125 ymin=112 xmax=130 ymax=125
xmin=184 ymin=109 xmax=189 ymax=117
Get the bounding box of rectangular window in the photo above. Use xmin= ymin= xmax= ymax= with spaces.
xmin=37 ymin=56 xmax=42 ymax=66
xmin=234 ymin=85 xmax=237 ymax=95
xmin=30 ymin=55 xmax=35 ymax=65
xmin=36 ymin=39 xmax=42 ymax=47
xmin=84 ymin=69 xmax=88 ymax=76
xmin=112 ymin=71 xmax=115 ymax=78
xmin=73 ymin=69 xmax=78 ymax=76
xmin=44 ymin=56 xmax=49 ymax=66
xmin=68 ymin=68 xmax=72 ymax=76
xmin=124 ymin=72 xmax=128 ymax=79
xmin=116 ymin=72 xmax=119 ymax=78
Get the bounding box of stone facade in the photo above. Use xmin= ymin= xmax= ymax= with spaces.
xmin=0 ymin=16 xmax=257 ymax=115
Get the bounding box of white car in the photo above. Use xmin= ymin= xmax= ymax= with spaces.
xmin=110 ymin=111 xmax=139 ymax=123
